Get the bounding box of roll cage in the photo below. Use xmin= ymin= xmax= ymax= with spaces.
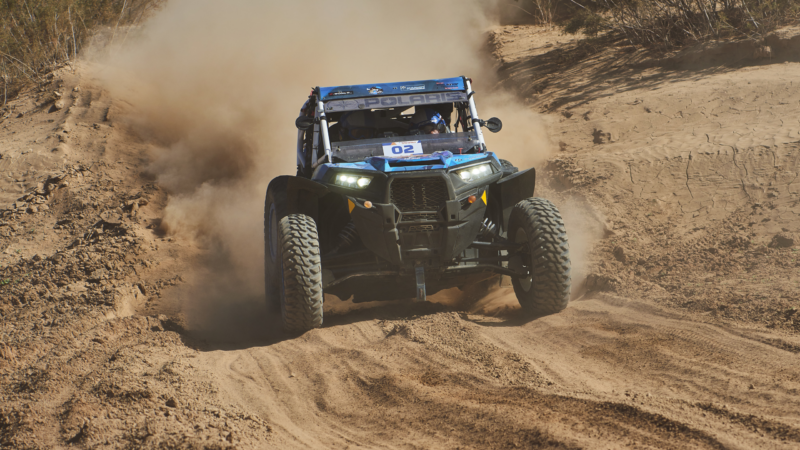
xmin=296 ymin=76 xmax=487 ymax=175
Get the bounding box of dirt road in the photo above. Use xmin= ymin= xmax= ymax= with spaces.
xmin=192 ymin=295 xmax=800 ymax=448
xmin=2 ymin=24 xmax=800 ymax=449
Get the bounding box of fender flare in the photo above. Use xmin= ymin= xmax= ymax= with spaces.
xmin=268 ymin=175 xmax=328 ymax=219
xmin=491 ymin=168 xmax=536 ymax=232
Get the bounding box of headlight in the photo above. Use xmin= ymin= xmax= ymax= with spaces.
xmin=455 ymin=163 xmax=493 ymax=183
xmin=335 ymin=173 xmax=373 ymax=189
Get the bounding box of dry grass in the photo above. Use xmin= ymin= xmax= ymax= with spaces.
xmin=0 ymin=0 xmax=163 ymax=105
xmin=562 ymin=0 xmax=800 ymax=50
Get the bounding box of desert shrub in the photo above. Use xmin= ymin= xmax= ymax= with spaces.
xmin=507 ymin=0 xmax=578 ymax=26
xmin=563 ymin=9 xmax=606 ymax=36
xmin=0 ymin=0 xmax=163 ymax=104
xmin=561 ymin=0 xmax=800 ymax=49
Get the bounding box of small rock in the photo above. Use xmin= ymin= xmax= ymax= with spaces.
xmin=52 ymin=143 xmax=70 ymax=156
xmin=53 ymin=99 xmax=66 ymax=110
xmin=770 ymin=232 xmax=795 ymax=248
xmin=592 ymin=128 xmax=613 ymax=144
xmin=583 ymin=273 xmax=619 ymax=292
xmin=166 ymin=398 xmax=177 ymax=408
xmin=753 ymin=45 xmax=772 ymax=59
xmin=613 ymin=245 xmax=628 ymax=263
xmin=99 ymin=210 xmax=123 ymax=225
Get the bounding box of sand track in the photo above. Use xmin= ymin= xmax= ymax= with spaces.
xmin=2 ymin=24 xmax=800 ymax=449
xmin=194 ymin=296 xmax=799 ymax=449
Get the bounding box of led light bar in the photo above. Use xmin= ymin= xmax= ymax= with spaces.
xmin=456 ymin=163 xmax=492 ymax=183
xmin=335 ymin=173 xmax=373 ymax=189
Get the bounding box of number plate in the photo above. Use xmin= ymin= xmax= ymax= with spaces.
xmin=382 ymin=141 xmax=423 ymax=157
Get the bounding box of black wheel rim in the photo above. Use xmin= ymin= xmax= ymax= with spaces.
xmin=514 ymin=227 xmax=533 ymax=292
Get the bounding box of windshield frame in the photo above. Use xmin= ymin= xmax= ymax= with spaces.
xmin=329 ymin=131 xmax=482 ymax=163
xmin=311 ymin=78 xmax=485 ymax=168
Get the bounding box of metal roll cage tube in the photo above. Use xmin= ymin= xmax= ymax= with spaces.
xmin=296 ymin=127 xmax=305 ymax=169
xmin=464 ymin=78 xmax=485 ymax=148
xmin=310 ymin=77 xmax=485 ymax=168
xmin=312 ymin=100 xmax=333 ymax=168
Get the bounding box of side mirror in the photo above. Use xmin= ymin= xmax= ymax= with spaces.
xmin=296 ymin=115 xmax=315 ymax=130
xmin=485 ymin=117 xmax=502 ymax=133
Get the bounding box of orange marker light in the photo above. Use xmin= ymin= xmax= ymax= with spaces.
xmin=364 ymin=201 xmax=373 ymax=208
xmin=467 ymin=195 xmax=477 ymax=204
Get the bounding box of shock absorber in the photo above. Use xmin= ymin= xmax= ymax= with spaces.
xmin=479 ymin=218 xmax=498 ymax=239
xmin=329 ymin=222 xmax=359 ymax=255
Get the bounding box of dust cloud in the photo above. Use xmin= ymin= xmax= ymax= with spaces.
xmin=96 ymin=0 xmax=561 ymax=337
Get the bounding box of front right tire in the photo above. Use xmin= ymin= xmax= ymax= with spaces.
xmin=264 ymin=181 xmax=288 ymax=313
xmin=508 ymin=198 xmax=571 ymax=316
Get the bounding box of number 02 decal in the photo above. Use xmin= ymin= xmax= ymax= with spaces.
xmin=389 ymin=144 xmax=414 ymax=154
xmin=382 ymin=141 xmax=423 ymax=157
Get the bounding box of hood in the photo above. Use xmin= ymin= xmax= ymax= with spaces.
xmin=366 ymin=151 xmax=494 ymax=173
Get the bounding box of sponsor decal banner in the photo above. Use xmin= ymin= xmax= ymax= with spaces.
xmin=319 ymin=77 xmax=466 ymax=100
xmin=325 ymin=92 xmax=468 ymax=112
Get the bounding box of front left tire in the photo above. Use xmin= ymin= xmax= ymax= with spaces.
xmin=278 ymin=214 xmax=324 ymax=333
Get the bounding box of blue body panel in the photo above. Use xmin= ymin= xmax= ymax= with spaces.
xmin=313 ymin=152 xmax=499 ymax=181
xmin=319 ymin=77 xmax=466 ymax=101
xmin=368 ymin=151 xmax=495 ymax=172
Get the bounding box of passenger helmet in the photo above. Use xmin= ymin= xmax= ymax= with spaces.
xmin=410 ymin=108 xmax=446 ymax=134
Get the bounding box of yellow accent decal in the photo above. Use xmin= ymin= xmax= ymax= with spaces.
xmin=481 ymin=190 xmax=487 ymax=205
xmin=348 ymin=199 xmax=355 ymax=213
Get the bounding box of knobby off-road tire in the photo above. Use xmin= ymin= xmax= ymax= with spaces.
xmin=278 ymin=214 xmax=323 ymax=333
xmin=264 ymin=181 xmax=288 ymax=313
xmin=508 ymin=198 xmax=571 ymax=316
xmin=500 ymin=159 xmax=519 ymax=177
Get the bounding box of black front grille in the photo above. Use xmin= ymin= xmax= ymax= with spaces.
xmin=390 ymin=177 xmax=448 ymax=212
xmin=401 ymin=212 xmax=438 ymax=222
xmin=404 ymin=224 xmax=440 ymax=233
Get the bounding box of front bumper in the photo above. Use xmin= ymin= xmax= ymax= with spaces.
xmin=348 ymin=170 xmax=492 ymax=269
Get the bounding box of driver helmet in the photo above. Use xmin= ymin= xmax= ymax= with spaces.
xmin=410 ymin=108 xmax=447 ymax=134
xmin=339 ymin=111 xmax=408 ymax=140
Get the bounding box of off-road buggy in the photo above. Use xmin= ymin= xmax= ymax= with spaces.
xmin=265 ymin=77 xmax=571 ymax=333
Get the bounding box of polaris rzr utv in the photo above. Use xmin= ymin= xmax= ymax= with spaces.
xmin=265 ymin=76 xmax=571 ymax=333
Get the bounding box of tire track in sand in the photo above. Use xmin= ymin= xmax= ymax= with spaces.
xmin=192 ymin=298 xmax=800 ymax=449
